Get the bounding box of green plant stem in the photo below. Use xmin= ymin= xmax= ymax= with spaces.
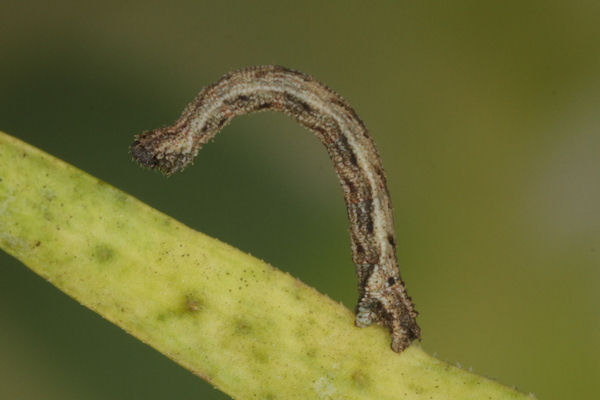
xmin=0 ymin=131 xmax=530 ymax=399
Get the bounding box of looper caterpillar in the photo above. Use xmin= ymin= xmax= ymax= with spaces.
xmin=130 ymin=65 xmax=420 ymax=352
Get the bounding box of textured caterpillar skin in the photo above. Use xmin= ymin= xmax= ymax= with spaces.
xmin=130 ymin=65 xmax=420 ymax=352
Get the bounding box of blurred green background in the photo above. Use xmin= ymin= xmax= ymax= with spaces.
xmin=1 ymin=1 xmax=598 ymax=399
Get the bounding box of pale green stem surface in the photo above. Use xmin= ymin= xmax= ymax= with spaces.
xmin=0 ymin=131 xmax=531 ymax=400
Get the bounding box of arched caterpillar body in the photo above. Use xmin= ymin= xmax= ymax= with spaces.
xmin=130 ymin=65 xmax=420 ymax=352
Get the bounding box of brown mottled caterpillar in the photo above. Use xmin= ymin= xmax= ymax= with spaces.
xmin=130 ymin=65 xmax=420 ymax=352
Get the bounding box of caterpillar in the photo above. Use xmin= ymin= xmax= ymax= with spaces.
xmin=130 ymin=65 xmax=420 ymax=352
